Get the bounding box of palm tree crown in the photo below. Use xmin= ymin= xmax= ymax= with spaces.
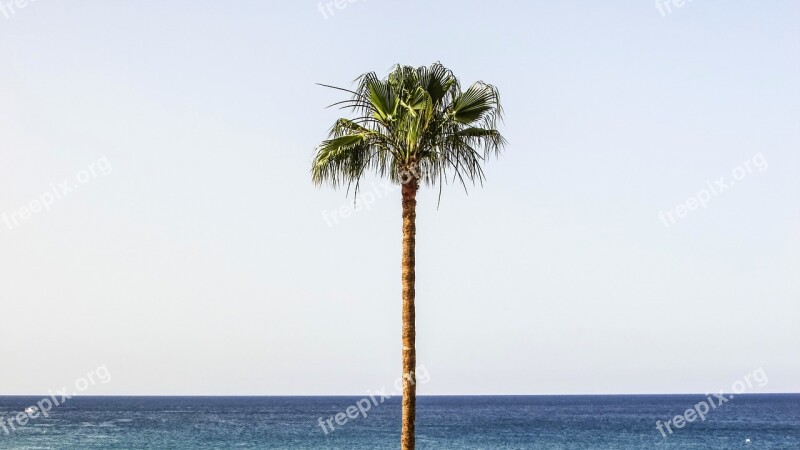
xmin=312 ymin=62 xmax=506 ymax=192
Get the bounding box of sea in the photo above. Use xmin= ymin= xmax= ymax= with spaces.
xmin=0 ymin=395 xmax=798 ymax=449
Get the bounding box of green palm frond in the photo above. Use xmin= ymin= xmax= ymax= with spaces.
xmin=312 ymin=62 xmax=506 ymax=195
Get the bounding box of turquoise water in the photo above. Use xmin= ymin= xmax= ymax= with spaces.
xmin=1 ymin=395 xmax=798 ymax=448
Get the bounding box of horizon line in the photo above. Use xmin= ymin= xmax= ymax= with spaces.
xmin=1 ymin=392 xmax=798 ymax=397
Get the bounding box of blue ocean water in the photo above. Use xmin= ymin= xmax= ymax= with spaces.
xmin=0 ymin=395 xmax=798 ymax=449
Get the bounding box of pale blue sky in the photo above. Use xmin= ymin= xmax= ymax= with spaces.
xmin=0 ymin=1 xmax=798 ymax=395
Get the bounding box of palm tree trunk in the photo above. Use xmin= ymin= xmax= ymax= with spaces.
xmin=400 ymin=180 xmax=417 ymax=450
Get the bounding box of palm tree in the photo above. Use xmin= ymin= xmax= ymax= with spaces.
xmin=312 ymin=62 xmax=505 ymax=450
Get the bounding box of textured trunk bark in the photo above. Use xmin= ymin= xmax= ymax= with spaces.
xmin=400 ymin=180 xmax=417 ymax=450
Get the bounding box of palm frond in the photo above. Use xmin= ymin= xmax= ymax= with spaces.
xmin=313 ymin=63 xmax=506 ymax=197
